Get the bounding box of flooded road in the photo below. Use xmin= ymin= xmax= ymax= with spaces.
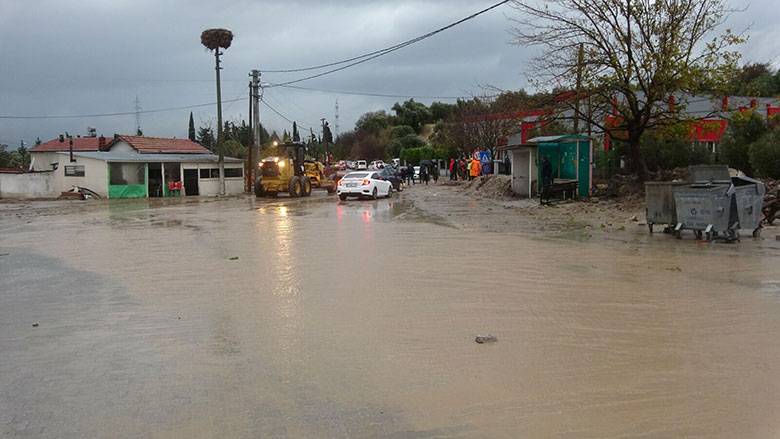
xmin=1 ymin=190 xmax=780 ymax=438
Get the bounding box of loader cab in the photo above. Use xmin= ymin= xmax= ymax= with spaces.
xmin=283 ymin=141 xmax=306 ymax=177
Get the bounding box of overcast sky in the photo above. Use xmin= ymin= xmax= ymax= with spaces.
xmin=0 ymin=0 xmax=777 ymax=148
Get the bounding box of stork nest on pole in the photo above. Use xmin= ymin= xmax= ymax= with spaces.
xmin=201 ymin=29 xmax=233 ymax=50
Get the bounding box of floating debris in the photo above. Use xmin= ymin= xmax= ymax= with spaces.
xmin=475 ymin=335 xmax=497 ymax=344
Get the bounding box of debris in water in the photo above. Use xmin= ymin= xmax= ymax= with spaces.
xmin=665 ymin=266 xmax=682 ymax=272
xmin=475 ymin=335 xmax=497 ymax=344
xmin=0 ymin=253 xmax=9 ymax=257
xmin=229 ymin=256 xmax=239 ymax=261
xmin=630 ymin=215 xmax=638 ymax=222
xmin=32 ymin=323 xmax=39 ymax=327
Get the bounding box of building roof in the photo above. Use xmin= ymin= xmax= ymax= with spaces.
xmin=110 ymin=135 xmax=210 ymax=154
xmin=31 ymin=136 xmax=105 ymax=152
xmin=59 ymin=151 xmax=244 ymax=163
xmin=527 ymin=134 xmax=591 ymax=143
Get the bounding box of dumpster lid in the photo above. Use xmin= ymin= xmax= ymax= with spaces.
xmin=731 ymin=175 xmax=764 ymax=186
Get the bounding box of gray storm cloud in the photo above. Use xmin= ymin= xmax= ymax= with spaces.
xmin=0 ymin=0 xmax=775 ymax=146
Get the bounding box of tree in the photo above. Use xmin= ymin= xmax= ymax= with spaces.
xmin=188 ymin=112 xmax=196 ymax=141
xmin=0 ymin=144 xmax=13 ymax=168
xmin=392 ymin=99 xmax=433 ymax=133
xmin=749 ymin=128 xmax=780 ymax=179
xmin=356 ymin=111 xmax=391 ymax=134
xmin=388 ymin=134 xmax=425 ymax=159
xmin=222 ymin=139 xmax=247 ymax=159
xmin=197 ymin=126 xmax=216 ymax=151
xmin=292 ymin=121 xmax=300 ymax=142
xmin=509 ymin=0 xmax=743 ymax=181
xmin=720 ymin=110 xmax=767 ymax=175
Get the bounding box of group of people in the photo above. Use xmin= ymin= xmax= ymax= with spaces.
xmin=402 ymin=163 xmax=439 ymax=186
xmin=448 ymin=156 xmax=485 ymax=181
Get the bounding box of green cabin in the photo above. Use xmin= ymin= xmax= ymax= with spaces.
xmin=527 ymin=135 xmax=592 ymax=199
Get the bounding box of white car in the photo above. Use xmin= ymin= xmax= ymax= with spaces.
xmin=356 ymin=160 xmax=368 ymax=170
xmin=337 ymin=171 xmax=393 ymax=200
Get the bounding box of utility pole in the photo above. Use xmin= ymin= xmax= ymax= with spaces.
xmin=334 ymin=100 xmax=340 ymax=138
xmin=321 ymin=118 xmax=327 ymax=164
xmin=215 ymin=49 xmax=225 ymax=195
xmin=134 ymin=96 xmax=142 ymax=135
xmin=250 ymin=69 xmax=261 ymax=192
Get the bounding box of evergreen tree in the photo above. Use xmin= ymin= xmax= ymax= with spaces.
xmin=197 ymin=126 xmax=216 ymax=151
xmin=188 ymin=112 xmax=196 ymax=141
xmin=292 ymin=122 xmax=300 ymax=142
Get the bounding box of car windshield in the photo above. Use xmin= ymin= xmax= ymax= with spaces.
xmin=343 ymin=172 xmax=369 ymax=179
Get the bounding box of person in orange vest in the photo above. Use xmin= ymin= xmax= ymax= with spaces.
xmin=470 ymin=156 xmax=481 ymax=180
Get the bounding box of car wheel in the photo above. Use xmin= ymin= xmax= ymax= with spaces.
xmin=339 ymin=194 xmax=348 ymax=201
xmin=302 ymin=178 xmax=312 ymax=197
xmin=386 ymin=185 xmax=393 ymax=198
xmin=372 ymin=187 xmax=378 ymax=200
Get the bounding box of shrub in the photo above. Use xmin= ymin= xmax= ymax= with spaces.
xmin=719 ymin=110 xmax=767 ymax=175
xmin=749 ymin=130 xmax=780 ymax=179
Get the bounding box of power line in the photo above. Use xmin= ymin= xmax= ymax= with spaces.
xmin=268 ymin=83 xmax=487 ymax=100
xmin=260 ymin=97 xmax=315 ymax=133
xmin=0 ymin=97 xmax=247 ymax=120
xmin=264 ymin=0 xmax=511 ymax=86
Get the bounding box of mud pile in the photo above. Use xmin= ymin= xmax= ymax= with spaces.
xmin=461 ymin=175 xmax=515 ymax=199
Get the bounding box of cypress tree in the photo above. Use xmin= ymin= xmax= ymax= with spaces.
xmin=188 ymin=112 xmax=196 ymax=141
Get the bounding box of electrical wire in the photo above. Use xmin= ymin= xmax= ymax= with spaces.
xmin=264 ymin=0 xmax=511 ymax=86
xmin=0 ymin=97 xmax=247 ymax=120
xmin=268 ymin=83 xmax=489 ymax=100
xmin=260 ymin=97 xmax=315 ymax=133
xmin=262 ymin=0 xmax=509 ymax=74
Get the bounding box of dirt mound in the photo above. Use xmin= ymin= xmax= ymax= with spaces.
xmin=461 ymin=175 xmax=515 ymax=199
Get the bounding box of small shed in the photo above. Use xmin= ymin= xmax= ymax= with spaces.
xmin=501 ymin=134 xmax=592 ymax=199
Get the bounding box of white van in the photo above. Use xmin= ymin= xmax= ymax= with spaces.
xmin=356 ymin=160 xmax=368 ymax=170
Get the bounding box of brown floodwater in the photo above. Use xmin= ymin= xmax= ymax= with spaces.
xmin=1 ymin=192 xmax=779 ymax=438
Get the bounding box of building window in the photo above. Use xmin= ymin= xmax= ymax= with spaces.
xmin=64 ymin=165 xmax=85 ymax=177
xmin=224 ymin=168 xmax=243 ymax=178
xmin=199 ymin=168 xmax=220 ymax=179
xmin=109 ymin=162 xmax=144 ymax=185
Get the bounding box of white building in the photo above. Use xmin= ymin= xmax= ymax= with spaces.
xmin=7 ymin=134 xmax=246 ymax=199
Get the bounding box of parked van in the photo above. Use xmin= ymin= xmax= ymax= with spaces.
xmin=356 ymin=160 xmax=367 ymax=170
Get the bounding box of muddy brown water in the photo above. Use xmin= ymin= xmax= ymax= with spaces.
xmin=1 ymin=192 xmax=779 ymax=438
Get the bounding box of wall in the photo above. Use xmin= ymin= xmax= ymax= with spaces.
xmin=192 ymin=163 xmax=245 ymax=196
xmin=30 ymin=152 xmax=62 ymax=171
xmin=53 ymin=154 xmax=109 ymax=197
xmin=0 ymin=172 xmax=57 ymax=198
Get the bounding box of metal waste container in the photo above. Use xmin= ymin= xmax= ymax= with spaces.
xmin=689 ymin=165 xmax=731 ymax=183
xmin=673 ymin=182 xmax=736 ymax=240
xmin=645 ymin=181 xmax=688 ymax=233
xmin=731 ymin=176 xmax=766 ymax=237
